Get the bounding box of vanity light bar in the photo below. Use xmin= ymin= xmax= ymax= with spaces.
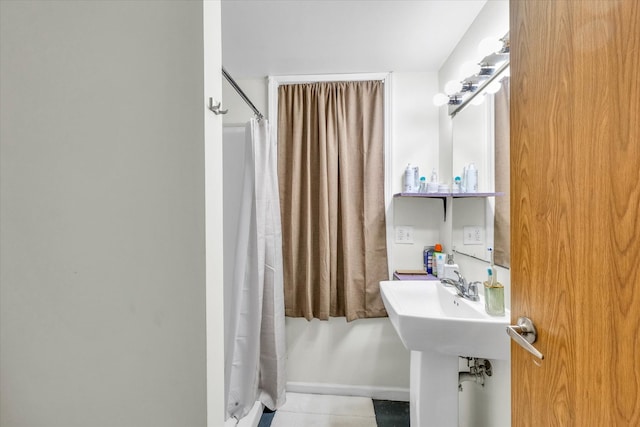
xmin=449 ymin=62 xmax=510 ymax=117
xmin=433 ymin=33 xmax=510 ymax=115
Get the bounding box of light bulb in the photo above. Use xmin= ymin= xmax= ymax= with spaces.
xmin=470 ymin=94 xmax=486 ymax=105
xmin=478 ymin=37 xmax=503 ymax=57
xmin=460 ymin=61 xmax=480 ymax=78
xmin=432 ymin=93 xmax=449 ymax=106
xmin=444 ymin=80 xmax=462 ymax=95
xmin=485 ymin=80 xmax=502 ymax=94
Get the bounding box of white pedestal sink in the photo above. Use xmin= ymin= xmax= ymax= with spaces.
xmin=380 ymin=280 xmax=510 ymax=427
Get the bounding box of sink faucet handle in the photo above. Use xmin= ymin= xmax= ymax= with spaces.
xmin=453 ymin=270 xmax=465 ymax=284
xmin=467 ymin=281 xmax=480 ymax=298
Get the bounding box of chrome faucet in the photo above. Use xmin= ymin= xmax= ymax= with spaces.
xmin=440 ymin=271 xmax=480 ymax=301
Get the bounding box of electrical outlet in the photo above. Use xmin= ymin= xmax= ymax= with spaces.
xmin=395 ymin=226 xmax=415 ymax=244
xmin=463 ymin=226 xmax=483 ymax=245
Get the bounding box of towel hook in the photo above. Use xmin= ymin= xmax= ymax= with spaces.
xmin=208 ymin=97 xmax=228 ymax=115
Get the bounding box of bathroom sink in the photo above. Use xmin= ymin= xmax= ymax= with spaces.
xmin=380 ymin=280 xmax=510 ymax=360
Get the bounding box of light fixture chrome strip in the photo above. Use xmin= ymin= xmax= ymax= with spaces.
xmin=449 ymin=61 xmax=510 ymax=117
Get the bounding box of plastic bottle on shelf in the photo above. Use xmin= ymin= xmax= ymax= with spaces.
xmin=403 ymin=163 xmax=420 ymax=193
xmin=461 ymin=166 xmax=467 ymax=192
xmin=466 ymin=163 xmax=478 ymax=193
xmin=453 ymin=176 xmax=462 ymax=193
xmin=423 ymin=245 xmax=435 ymax=274
xmin=433 ymin=243 xmax=445 ymax=277
xmin=419 ymin=176 xmax=427 ymax=193
xmin=427 ymin=168 xmax=439 ymax=193
xmin=404 ymin=164 xmax=416 ymax=193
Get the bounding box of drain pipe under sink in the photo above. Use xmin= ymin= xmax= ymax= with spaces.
xmin=458 ymin=358 xmax=492 ymax=391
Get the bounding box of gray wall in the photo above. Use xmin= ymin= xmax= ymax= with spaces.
xmin=0 ymin=2 xmax=208 ymax=426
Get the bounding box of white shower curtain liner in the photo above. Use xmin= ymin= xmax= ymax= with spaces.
xmin=225 ymin=118 xmax=286 ymax=421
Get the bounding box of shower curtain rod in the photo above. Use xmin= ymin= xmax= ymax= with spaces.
xmin=222 ymin=67 xmax=264 ymax=120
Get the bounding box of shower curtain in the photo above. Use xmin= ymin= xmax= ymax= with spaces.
xmin=225 ymin=118 xmax=286 ymax=421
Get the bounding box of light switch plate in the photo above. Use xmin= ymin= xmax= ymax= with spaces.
xmin=395 ymin=226 xmax=415 ymax=244
xmin=463 ymin=226 xmax=483 ymax=245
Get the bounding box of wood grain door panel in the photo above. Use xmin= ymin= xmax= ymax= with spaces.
xmin=510 ymin=1 xmax=640 ymax=425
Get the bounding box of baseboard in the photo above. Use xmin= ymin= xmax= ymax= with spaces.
xmin=286 ymin=381 xmax=410 ymax=402
xmin=223 ymin=401 xmax=264 ymax=427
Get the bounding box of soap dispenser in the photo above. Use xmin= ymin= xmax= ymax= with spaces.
xmin=443 ymin=253 xmax=459 ymax=281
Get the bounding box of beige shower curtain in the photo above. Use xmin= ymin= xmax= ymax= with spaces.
xmin=277 ymin=80 xmax=389 ymax=321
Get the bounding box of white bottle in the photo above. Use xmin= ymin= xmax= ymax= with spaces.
xmin=435 ymin=252 xmax=446 ymax=279
xmin=443 ymin=253 xmax=459 ymax=281
xmin=461 ymin=166 xmax=467 ymax=192
xmin=426 ymin=168 xmax=439 ymax=193
xmin=404 ymin=164 xmax=416 ymax=193
xmin=466 ymin=163 xmax=478 ymax=193
xmin=453 ymin=176 xmax=461 ymax=193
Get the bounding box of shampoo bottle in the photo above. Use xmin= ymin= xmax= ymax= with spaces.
xmin=466 ymin=163 xmax=478 ymax=193
xmin=423 ymin=246 xmax=435 ymax=274
xmin=404 ymin=164 xmax=415 ymax=193
xmin=434 ymin=243 xmax=445 ymax=277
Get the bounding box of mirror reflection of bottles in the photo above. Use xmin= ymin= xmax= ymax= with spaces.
xmin=404 ymin=163 xmax=420 ymax=193
xmin=465 ymin=163 xmax=478 ymax=193
xmin=427 ymin=168 xmax=439 ymax=193
xmin=453 ymin=176 xmax=462 ymax=193
xmin=419 ymin=176 xmax=427 ymax=193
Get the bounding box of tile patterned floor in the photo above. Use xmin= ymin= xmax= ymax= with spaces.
xmin=372 ymin=399 xmax=410 ymax=427
xmin=259 ymin=393 xmax=409 ymax=427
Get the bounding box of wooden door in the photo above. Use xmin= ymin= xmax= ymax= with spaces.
xmin=510 ymin=1 xmax=640 ymax=426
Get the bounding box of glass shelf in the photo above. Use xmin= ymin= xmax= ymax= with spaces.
xmin=393 ymin=192 xmax=504 ymax=221
xmin=393 ymin=192 xmax=504 ymax=198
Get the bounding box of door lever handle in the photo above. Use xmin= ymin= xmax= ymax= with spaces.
xmin=506 ymin=317 xmax=544 ymax=360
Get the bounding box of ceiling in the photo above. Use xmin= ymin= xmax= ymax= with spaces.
xmin=221 ymin=0 xmax=488 ymax=79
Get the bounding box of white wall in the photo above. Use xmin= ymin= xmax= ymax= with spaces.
xmin=437 ymin=2 xmax=511 ymax=426
xmin=391 ymin=72 xmax=443 ymax=271
xmin=204 ymin=2 xmax=226 ymax=425
xmin=0 ymin=2 xmax=223 ymax=426
xmin=222 ymin=78 xmax=268 ymax=125
xmin=285 ymin=317 xmax=409 ymax=399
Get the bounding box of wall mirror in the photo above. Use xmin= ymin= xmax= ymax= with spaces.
xmin=451 ymin=76 xmax=510 ymax=267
